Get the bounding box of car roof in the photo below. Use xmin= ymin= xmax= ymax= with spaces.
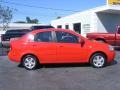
xmin=30 ymin=28 xmax=79 ymax=35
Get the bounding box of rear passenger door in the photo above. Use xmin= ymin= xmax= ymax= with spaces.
xmin=32 ymin=31 xmax=57 ymax=63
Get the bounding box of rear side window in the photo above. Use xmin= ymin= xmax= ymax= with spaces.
xmin=56 ymin=31 xmax=79 ymax=43
xmin=34 ymin=31 xmax=52 ymax=42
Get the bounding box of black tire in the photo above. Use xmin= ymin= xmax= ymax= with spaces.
xmin=90 ymin=53 xmax=107 ymax=68
xmin=22 ymin=55 xmax=38 ymax=70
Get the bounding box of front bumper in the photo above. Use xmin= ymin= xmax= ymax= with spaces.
xmin=107 ymin=51 xmax=115 ymax=63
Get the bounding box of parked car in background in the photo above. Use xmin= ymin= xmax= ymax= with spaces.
xmin=8 ymin=28 xmax=115 ymax=70
xmin=1 ymin=29 xmax=30 ymax=47
xmin=86 ymin=26 xmax=120 ymax=46
xmin=30 ymin=25 xmax=54 ymax=30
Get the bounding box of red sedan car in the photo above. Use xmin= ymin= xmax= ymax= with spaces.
xmin=8 ymin=29 xmax=115 ymax=70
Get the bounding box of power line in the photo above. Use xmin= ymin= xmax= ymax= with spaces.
xmin=16 ymin=10 xmax=60 ymax=16
xmin=0 ymin=1 xmax=78 ymax=12
xmin=15 ymin=11 xmax=58 ymax=17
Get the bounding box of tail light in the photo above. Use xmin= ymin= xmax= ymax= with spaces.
xmin=27 ymin=34 xmax=34 ymax=42
xmin=9 ymin=44 xmax=12 ymax=51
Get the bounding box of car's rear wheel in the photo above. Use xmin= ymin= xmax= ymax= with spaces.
xmin=90 ymin=53 xmax=107 ymax=68
xmin=22 ymin=55 xmax=38 ymax=70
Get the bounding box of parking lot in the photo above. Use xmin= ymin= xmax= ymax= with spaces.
xmin=0 ymin=48 xmax=120 ymax=90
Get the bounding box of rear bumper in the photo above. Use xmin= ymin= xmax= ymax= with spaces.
xmin=8 ymin=51 xmax=21 ymax=63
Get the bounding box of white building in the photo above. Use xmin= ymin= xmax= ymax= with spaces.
xmin=51 ymin=4 xmax=120 ymax=36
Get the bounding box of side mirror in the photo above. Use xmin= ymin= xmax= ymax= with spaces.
xmin=79 ymin=39 xmax=85 ymax=46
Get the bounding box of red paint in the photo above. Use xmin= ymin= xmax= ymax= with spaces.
xmin=8 ymin=28 xmax=115 ymax=65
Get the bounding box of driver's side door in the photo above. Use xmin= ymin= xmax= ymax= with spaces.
xmin=55 ymin=31 xmax=85 ymax=63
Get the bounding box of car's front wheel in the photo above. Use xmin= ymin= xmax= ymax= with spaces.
xmin=22 ymin=55 xmax=38 ymax=70
xmin=90 ymin=53 xmax=107 ymax=68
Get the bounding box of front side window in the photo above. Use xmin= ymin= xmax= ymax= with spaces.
xmin=56 ymin=31 xmax=79 ymax=43
xmin=34 ymin=31 xmax=52 ymax=42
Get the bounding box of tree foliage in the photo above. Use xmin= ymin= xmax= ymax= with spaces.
xmin=14 ymin=21 xmax=26 ymax=23
xmin=26 ymin=16 xmax=39 ymax=24
xmin=0 ymin=4 xmax=13 ymax=30
xmin=56 ymin=16 xmax=62 ymax=19
xmin=14 ymin=17 xmax=39 ymax=24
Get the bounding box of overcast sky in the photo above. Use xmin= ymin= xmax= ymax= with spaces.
xmin=1 ymin=0 xmax=106 ymax=24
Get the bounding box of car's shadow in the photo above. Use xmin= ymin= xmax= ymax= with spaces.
xmin=18 ymin=60 xmax=117 ymax=69
xmin=107 ymin=60 xmax=117 ymax=67
xmin=40 ymin=63 xmax=90 ymax=68
xmin=18 ymin=63 xmax=90 ymax=69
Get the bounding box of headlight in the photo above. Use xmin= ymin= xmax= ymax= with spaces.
xmin=109 ymin=45 xmax=114 ymax=51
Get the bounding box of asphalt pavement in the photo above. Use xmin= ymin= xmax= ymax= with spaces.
xmin=0 ymin=48 xmax=120 ymax=90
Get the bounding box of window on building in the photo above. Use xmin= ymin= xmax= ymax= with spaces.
xmin=34 ymin=31 xmax=52 ymax=42
xmin=56 ymin=31 xmax=78 ymax=43
xmin=57 ymin=25 xmax=62 ymax=28
xmin=65 ymin=25 xmax=69 ymax=29
xmin=117 ymin=27 xmax=120 ymax=34
xmin=73 ymin=23 xmax=81 ymax=34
